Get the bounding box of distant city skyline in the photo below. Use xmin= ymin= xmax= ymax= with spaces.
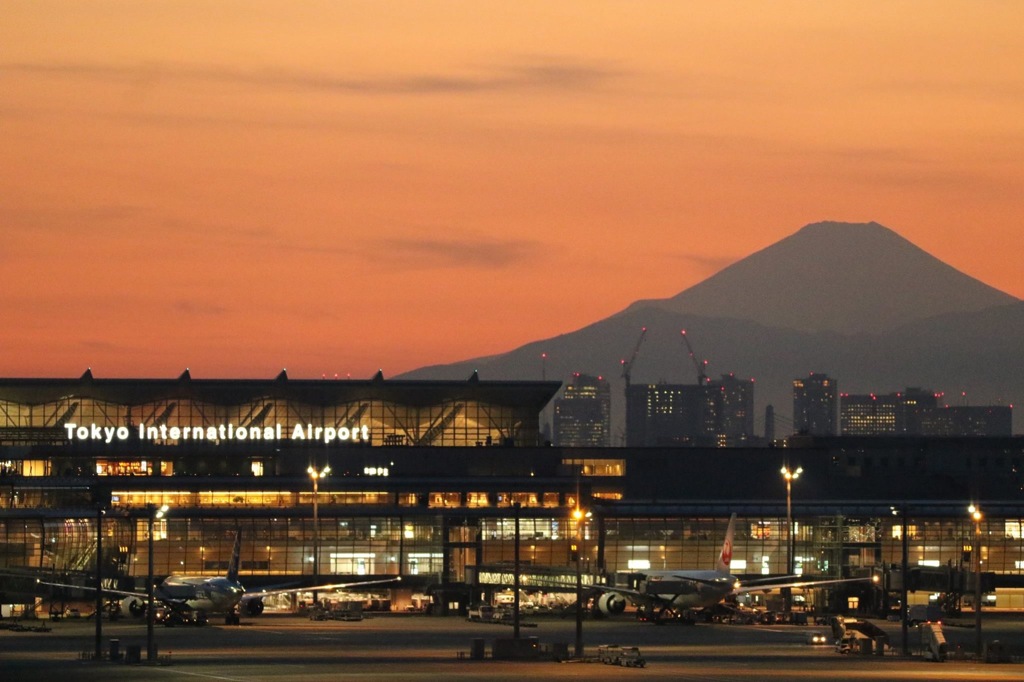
xmin=3 ymin=3 xmax=1023 ymax=380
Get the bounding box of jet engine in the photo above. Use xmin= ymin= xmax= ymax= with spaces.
xmin=595 ymin=592 xmax=627 ymax=616
xmin=121 ymin=595 xmax=147 ymax=617
xmin=244 ymin=599 xmax=265 ymax=616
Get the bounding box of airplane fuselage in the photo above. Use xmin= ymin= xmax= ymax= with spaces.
xmin=158 ymin=575 xmax=245 ymax=614
xmin=642 ymin=570 xmax=736 ymax=609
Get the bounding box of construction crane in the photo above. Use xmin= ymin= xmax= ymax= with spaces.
xmin=619 ymin=327 xmax=648 ymax=445
xmin=680 ymin=329 xmax=709 ymax=386
xmin=620 ymin=327 xmax=648 ymax=392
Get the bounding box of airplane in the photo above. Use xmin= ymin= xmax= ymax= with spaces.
xmin=591 ymin=513 xmax=877 ymax=623
xmin=39 ymin=532 xmax=399 ymax=625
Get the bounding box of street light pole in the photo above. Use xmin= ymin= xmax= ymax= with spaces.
xmin=94 ymin=506 xmax=104 ymax=661
xmin=308 ymin=464 xmax=330 ymax=605
xmin=891 ymin=504 xmax=910 ymax=656
xmin=513 ymin=502 xmax=521 ymax=641
xmin=780 ymin=465 xmax=802 ymax=613
xmin=147 ymin=504 xmax=168 ymax=662
xmin=968 ymin=504 xmax=983 ymax=658
xmin=900 ymin=506 xmax=909 ymax=656
xmin=572 ymin=505 xmax=591 ymax=658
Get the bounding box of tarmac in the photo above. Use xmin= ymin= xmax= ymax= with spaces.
xmin=1 ymin=610 xmax=1022 ymax=681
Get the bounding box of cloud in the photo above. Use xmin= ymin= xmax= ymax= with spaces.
xmin=873 ymin=77 xmax=1024 ymax=103
xmin=0 ymin=204 xmax=145 ymax=233
xmin=78 ymin=339 xmax=127 ymax=352
xmin=366 ymin=234 xmax=543 ymax=270
xmin=668 ymin=252 xmax=738 ymax=275
xmin=173 ymin=300 xmax=229 ymax=317
xmin=4 ymin=57 xmax=621 ymax=97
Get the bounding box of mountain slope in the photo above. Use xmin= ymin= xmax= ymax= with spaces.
xmin=628 ymin=221 xmax=1018 ymax=334
xmin=400 ymin=222 xmax=1021 ymax=434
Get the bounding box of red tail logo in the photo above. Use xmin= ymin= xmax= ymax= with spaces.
xmin=721 ymin=538 xmax=732 ymax=567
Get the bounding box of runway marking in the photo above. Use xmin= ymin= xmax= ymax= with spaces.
xmin=150 ymin=668 xmax=249 ymax=681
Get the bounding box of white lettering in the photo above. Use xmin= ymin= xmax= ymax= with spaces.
xmin=65 ymin=421 xmax=369 ymax=444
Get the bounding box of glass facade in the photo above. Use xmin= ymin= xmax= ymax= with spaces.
xmin=0 ymin=397 xmax=539 ymax=451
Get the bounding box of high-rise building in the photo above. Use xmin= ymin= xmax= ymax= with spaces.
xmin=553 ymin=373 xmax=611 ymax=447
xmin=839 ymin=388 xmax=1011 ymax=437
xmin=841 ymin=388 xmax=942 ymax=435
xmin=625 ymin=382 xmax=716 ymax=447
xmin=917 ymin=405 xmax=1012 ymax=437
xmin=708 ymin=374 xmax=755 ymax=446
xmin=897 ymin=387 xmax=940 ymax=435
xmin=792 ymin=373 xmax=837 ymax=436
xmin=840 ymin=393 xmax=899 ymax=435
xmin=626 ymin=376 xmax=756 ymax=447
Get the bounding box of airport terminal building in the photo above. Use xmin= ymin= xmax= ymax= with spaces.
xmin=2 ymin=372 xmax=1024 ymax=615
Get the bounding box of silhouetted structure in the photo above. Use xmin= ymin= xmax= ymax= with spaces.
xmin=625 ymin=376 xmax=754 ymax=447
xmin=793 ymin=372 xmax=837 ymax=436
xmin=708 ymin=374 xmax=755 ymax=446
xmin=625 ymin=383 xmax=715 ymax=447
xmin=554 ymin=373 xmax=611 ymax=447
xmin=840 ymin=388 xmax=1011 ymax=437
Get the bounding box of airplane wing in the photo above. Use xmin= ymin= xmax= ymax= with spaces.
xmin=35 ymin=578 xmax=144 ymax=601
xmin=241 ymin=576 xmax=401 ymax=601
xmin=734 ymin=574 xmax=878 ymax=595
xmin=37 ymin=575 xmax=402 ymax=604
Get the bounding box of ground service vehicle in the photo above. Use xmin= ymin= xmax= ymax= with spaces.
xmin=597 ymin=644 xmax=646 ymax=667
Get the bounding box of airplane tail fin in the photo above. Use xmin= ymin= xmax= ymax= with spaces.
xmin=716 ymin=514 xmax=737 ymax=573
xmin=227 ymin=530 xmax=241 ymax=582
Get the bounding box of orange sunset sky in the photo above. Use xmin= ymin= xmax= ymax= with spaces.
xmin=3 ymin=2 xmax=1023 ymax=380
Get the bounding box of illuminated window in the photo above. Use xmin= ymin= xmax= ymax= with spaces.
xmin=562 ymin=459 xmax=626 ymax=476
xmin=429 ymin=492 xmax=460 ymax=508
xmin=510 ymin=492 xmax=539 ymax=507
xmin=466 ymin=492 xmax=490 ymax=507
xmin=22 ymin=460 xmax=48 ymax=476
